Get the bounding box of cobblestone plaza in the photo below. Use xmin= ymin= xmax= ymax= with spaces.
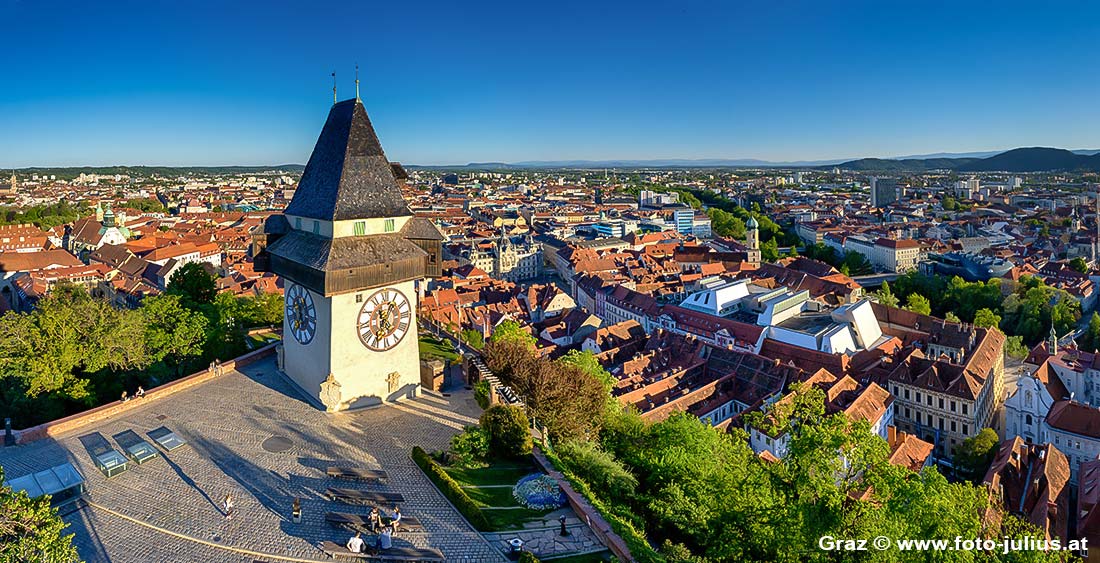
xmin=0 ymin=356 xmax=509 ymax=562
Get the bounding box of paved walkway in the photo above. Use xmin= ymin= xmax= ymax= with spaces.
xmin=0 ymin=356 xmax=504 ymax=562
xmin=482 ymin=508 xmax=604 ymax=559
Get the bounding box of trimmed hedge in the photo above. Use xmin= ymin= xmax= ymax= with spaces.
xmin=411 ymin=446 xmax=491 ymax=531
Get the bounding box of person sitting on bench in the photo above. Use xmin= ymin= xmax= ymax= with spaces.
xmin=377 ymin=527 xmax=392 ymax=551
xmin=346 ymin=532 xmax=364 ymax=554
xmin=368 ymin=507 xmax=381 ymax=532
xmin=390 ymin=505 xmax=402 ymax=533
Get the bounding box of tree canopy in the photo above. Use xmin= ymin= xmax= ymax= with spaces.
xmin=0 ymin=467 xmax=79 ymax=563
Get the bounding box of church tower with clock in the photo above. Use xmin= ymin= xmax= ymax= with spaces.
xmin=254 ymin=97 xmax=442 ymax=411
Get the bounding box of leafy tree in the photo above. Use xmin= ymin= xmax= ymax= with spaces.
xmin=1081 ymin=312 xmax=1100 ymax=352
xmin=944 ymin=312 xmax=961 ymax=323
xmin=0 ymin=467 xmax=79 ymax=563
xmin=840 ymin=251 xmax=874 ymax=276
xmin=489 ymin=319 xmax=536 ymax=349
xmin=954 ymin=428 xmax=1001 ymax=482
xmin=904 ymin=293 xmax=931 ymax=316
xmin=0 ymin=284 xmax=147 ymax=402
xmin=1005 ymin=335 xmax=1029 ymax=360
xmin=246 ymin=291 xmax=284 ymax=326
xmin=875 ymin=281 xmax=899 ymax=308
xmin=485 ymin=339 xmax=609 ymax=441
xmin=973 ymin=308 xmax=1002 ymax=329
xmin=760 ymin=238 xmax=779 ymax=263
xmin=942 ymin=196 xmax=958 ymax=211
xmin=1070 ymin=257 xmax=1090 ymax=274
xmin=706 ymin=207 xmax=746 ymax=239
xmin=140 ymin=294 xmax=208 ymax=376
xmin=480 ymin=405 xmax=532 ymax=459
xmin=166 ymin=262 xmax=217 ymax=308
xmin=123 ymin=198 xmax=166 ymax=213
xmin=460 ymin=329 xmax=485 ymax=350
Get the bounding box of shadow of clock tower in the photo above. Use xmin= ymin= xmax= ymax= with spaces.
xmin=253 ymin=98 xmax=442 ymax=411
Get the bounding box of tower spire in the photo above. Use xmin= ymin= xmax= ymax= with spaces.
xmin=355 ymin=64 xmax=360 ymax=102
xmin=331 ymin=71 xmax=337 ymax=105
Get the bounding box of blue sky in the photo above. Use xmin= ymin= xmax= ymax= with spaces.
xmin=2 ymin=0 xmax=1099 ymax=166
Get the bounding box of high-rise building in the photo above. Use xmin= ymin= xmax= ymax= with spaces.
xmin=870 ymin=177 xmax=899 ymax=208
xmin=254 ymin=98 xmax=443 ymax=412
xmin=672 ymin=206 xmax=694 ymax=235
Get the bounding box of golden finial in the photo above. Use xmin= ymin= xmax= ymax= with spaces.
xmin=355 ymin=64 xmax=361 ymax=102
xmin=331 ymin=71 xmax=337 ymax=105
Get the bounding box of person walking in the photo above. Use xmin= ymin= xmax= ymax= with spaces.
xmin=222 ymin=493 xmax=235 ymax=520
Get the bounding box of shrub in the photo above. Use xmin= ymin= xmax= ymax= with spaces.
xmin=449 ymin=425 xmax=489 ymax=468
xmin=517 ymin=552 xmax=540 ymax=563
xmin=474 ymin=380 xmax=491 ymax=410
xmin=480 ymin=404 xmax=532 ymax=459
xmin=558 ymin=440 xmax=638 ymax=501
xmin=411 ymin=446 xmax=491 ymax=531
xmin=542 ymin=447 xmax=665 ymax=563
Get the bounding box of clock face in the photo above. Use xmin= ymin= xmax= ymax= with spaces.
xmin=357 ymin=288 xmax=412 ymax=351
xmin=286 ymin=283 xmax=317 ymax=345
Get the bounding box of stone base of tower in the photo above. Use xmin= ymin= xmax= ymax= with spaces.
xmin=276 ymin=281 xmax=424 ymax=412
xmin=277 ymin=342 xmax=421 ymax=412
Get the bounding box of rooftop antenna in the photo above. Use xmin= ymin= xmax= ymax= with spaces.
xmin=355 ymin=64 xmax=360 ymax=102
xmin=331 ymin=71 xmax=337 ymax=105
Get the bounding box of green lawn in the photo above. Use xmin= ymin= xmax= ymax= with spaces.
xmin=463 ymin=485 xmax=517 ymax=507
xmin=419 ymin=335 xmax=460 ymax=363
xmin=247 ymin=332 xmax=281 ymax=346
xmin=443 ymin=459 xmax=554 ymax=530
xmin=443 ymin=464 xmax=534 ymax=488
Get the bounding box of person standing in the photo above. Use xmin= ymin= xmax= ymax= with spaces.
xmin=346 ymin=532 xmax=364 ymax=554
xmin=223 ymin=493 xmax=235 ymax=520
xmin=377 ymin=527 xmax=392 ymax=551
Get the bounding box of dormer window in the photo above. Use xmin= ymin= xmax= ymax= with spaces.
xmin=385 ymin=219 xmax=395 ymax=232
xmin=295 ymin=217 xmax=302 ymax=230
xmin=313 ymin=221 xmax=320 ymax=235
xmin=354 ymin=221 xmax=366 ymax=236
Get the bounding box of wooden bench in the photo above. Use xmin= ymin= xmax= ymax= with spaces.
xmin=318 ymin=541 xmax=444 ymax=562
xmin=326 ymin=488 xmax=405 ymax=505
xmin=318 ymin=540 xmax=369 ymax=559
xmin=326 ymin=512 xmax=423 ymax=532
xmin=328 ymin=467 xmax=388 ymax=482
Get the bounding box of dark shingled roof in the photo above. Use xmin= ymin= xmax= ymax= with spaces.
xmin=401 ymin=216 xmax=444 ymax=241
xmin=266 ymin=230 xmax=426 ymax=271
xmin=284 ymin=99 xmax=411 ymax=221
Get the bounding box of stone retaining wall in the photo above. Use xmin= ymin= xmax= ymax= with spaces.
xmin=532 ymin=448 xmax=635 ymax=563
xmin=12 ymin=344 xmax=278 ymax=445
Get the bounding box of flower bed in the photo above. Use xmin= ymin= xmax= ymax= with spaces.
xmin=512 ymin=473 xmax=566 ymax=510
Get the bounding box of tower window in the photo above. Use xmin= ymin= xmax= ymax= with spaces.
xmin=385 ymin=219 xmax=395 ymax=232
xmin=354 ymin=221 xmax=366 ymax=236
xmin=356 ymin=293 xmax=363 ymax=303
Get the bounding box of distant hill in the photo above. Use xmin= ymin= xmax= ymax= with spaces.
xmin=10 ymin=165 xmax=304 ymax=180
xmin=832 ymin=147 xmax=1100 ymax=173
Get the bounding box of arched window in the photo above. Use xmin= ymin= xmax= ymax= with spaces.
xmin=1026 ymin=414 xmax=1033 ymax=426
xmin=1025 ymin=392 xmax=1033 ymax=407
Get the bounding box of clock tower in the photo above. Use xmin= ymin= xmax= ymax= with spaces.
xmin=254 ymin=98 xmax=442 ymax=411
